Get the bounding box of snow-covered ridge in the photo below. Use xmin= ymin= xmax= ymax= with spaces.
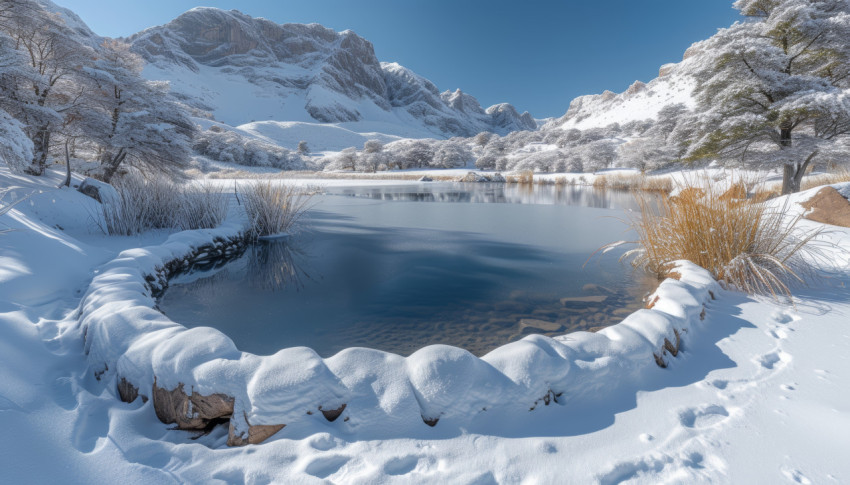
xmin=128 ymin=8 xmax=536 ymax=139
xmin=79 ymin=216 xmax=719 ymax=443
xmin=546 ymin=53 xmax=698 ymax=132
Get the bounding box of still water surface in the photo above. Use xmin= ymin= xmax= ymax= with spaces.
xmin=159 ymin=183 xmax=656 ymax=357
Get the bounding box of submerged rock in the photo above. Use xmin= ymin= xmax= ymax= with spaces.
xmin=519 ymin=318 xmax=564 ymax=332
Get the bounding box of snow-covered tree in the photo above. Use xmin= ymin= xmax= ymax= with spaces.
xmin=85 ymin=40 xmax=196 ymax=182
xmin=431 ymin=140 xmax=472 ymax=168
xmin=326 ymin=147 xmax=358 ymax=171
xmin=0 ymin=107 xmax=32 ymax=171
xmin=194 ymin=126 xmax=306 ymax=170
xmin=686 ymin=0 xmax=850 ymax=192
xmin=0 ymin=0 xmax=94 ymax=174
xmin=297 ymin=140 xmax=309 ymax=154
xmin=358 ymin=139 xmax=385 ymax=172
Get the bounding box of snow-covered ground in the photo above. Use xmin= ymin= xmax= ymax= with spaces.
xmin=1 ymin=166 xmax=849 ymax=484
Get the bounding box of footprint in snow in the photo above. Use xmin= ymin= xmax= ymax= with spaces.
xmin=303 ymin=455 xmax=350 ymax=479
xmin=71 ymin=398 xmax=111 ymax=453
xmin=757 ymin=350 xmax=790 ymax=370
xmin=307 ymin=433 xmax=337 ymax=451
xmin=383 ymin=455 xmax=421 ymax=476
xmin=771 ymin=311 xmax=799 ymax=324
xmin=781 ymin=467 xmax=812 ymax=484
xmin=678 ymin=404 xmax=730 ymax=429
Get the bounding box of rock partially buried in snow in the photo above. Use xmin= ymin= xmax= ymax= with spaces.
xmin=801 ymin=186 xmax=850 ymax=228
xmin=227 ymin=414 xmax=285 ymax=446
xmin=418 ymin=176 xmax=433 ymax=182
xmin=151 ymin=380 xmax=234 ymax=430
xmin=77 ymin=177 xmax=116 ymax=203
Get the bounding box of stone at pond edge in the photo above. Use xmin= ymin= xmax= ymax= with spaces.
xmin=152 ymin=380 xmax=234 ymax=430
xmin=801 ymin=186 xmax=850 ymax=228
xmin=227 ymin=412 xmax=286 ymax=446
xmin=77 ymin=177 xmax=116 ymax=203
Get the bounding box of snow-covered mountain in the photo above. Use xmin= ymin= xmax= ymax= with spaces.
xmin=128 ymin=8 xmax=536 ymax=143
xmin=543 ymin=48 xmax=700 ymax=132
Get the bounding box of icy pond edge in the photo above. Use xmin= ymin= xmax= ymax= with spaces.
xmin=78 ymin=220 xmax=719 ymax=445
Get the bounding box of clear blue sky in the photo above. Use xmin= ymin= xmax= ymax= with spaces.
xmin=55 ymin=0 xmax=739 ymax=118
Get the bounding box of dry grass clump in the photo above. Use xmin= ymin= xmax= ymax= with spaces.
xmin=800 ymin=167 xmax=850 ymax=191
xmin=593 ymin=173 xmax=673 ymax=193
xmin=100 ymin=174 xmax=228 ymax=235
xmin=240 ymin=181 xmax=312 ymax=239
xmin=616 ymin=177 xmax=824 ymax=299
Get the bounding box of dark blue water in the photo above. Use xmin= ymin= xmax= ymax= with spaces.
xmin=158 ymin=183 xmax=654 ymax=357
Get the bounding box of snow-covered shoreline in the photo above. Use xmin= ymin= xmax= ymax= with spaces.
xmin=76 ymin=180 xmax=720 ymax=445
xmin=2 ymin=168 xmax=850 ymax=482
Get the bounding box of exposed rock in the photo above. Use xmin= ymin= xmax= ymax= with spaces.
xmin=459 ymin=171 xmax=487 ymax=183
xmin=319 ymin=403 xmax=347 ymax=422
xmin=422 ymin=415 xmax=439 ymax=427
xmin=130 ymin=8 xmax=535 ymax=136
xmin=658 ymin=63 xmax=676 ymax=77
xmin=152 ymin=380 xmax=234 ymax=430
xmin=418 ymin=175 xmax=433 ymax=182
xmin=625 ymin=80 xmax=647 ymax=96
xmin=117 ymin=377 xmax=142 ymax=403
xmin=801 ymin=186 xmax=850 ymax=227
xmin=77 ymin=177 xmax=116 ymax=203
xmin=227 ymin=415 xmax=286 ymax=446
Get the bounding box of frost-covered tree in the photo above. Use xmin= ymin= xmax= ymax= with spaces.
xmin=86 ymin=40 xmax=196 ymax=182
xmin=0 ymin=107 xmax=32 ymax=171
xmin=297 ymin=140 xmax=309 ymax=154
xmin=326 ymin=147 xmax=358 ymax=171
xmin=431 ymin=140 xmax=472 ymax=168
xmin=474 ymin=131 xmax=492 ymax=147
xmin=686 ymin=0 xmax=850 ymax=192
xmin=358 ymin=139 xmax=385 ymax=172
xmin=194 ymin=126 xmax=306 ymax=170
xmin=0 ymin=0 xmax=94 ymax=174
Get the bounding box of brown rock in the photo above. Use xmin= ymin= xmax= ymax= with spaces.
xmin=801 ymin=186 xmax=850 ymax=227
xmin=117 ymin=377 xmax=140 ymax=403
xmin=227 ymin=413 xmax=285 ymax=446
xmin=519 ymin=318 xmax=564 ymax=332
xmin=152 ymin=380 xmax=234 ymax=430
xmin=560 ymin=295 xmax=608 ymax=305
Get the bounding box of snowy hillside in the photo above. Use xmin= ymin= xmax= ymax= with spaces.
xmin=545 ymin=49 xmax=699 ymax=132
xmin=128 ymin=8 xmax=536 ymax=149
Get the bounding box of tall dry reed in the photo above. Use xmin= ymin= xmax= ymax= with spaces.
xmin=99 ymin=174 xmax=228 ymax=235
xmin=240 ymin=181 xmax=312 ymax=239
xmin=614 ymin=177 xmax=824 ymax=299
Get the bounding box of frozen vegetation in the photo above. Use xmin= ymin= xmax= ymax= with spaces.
xmin=1 ymin=0 xmax=850 ymax=483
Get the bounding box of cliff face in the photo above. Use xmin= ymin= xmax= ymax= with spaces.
xmin=129 ymin=8 xmax=536 ymax=137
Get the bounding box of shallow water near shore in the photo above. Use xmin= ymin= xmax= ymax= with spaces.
xmin=159 ymin=183 xmax=656 ymax=357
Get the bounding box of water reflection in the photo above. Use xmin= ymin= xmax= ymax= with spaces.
xmin=170 ymin=239 xmax=310 ymax=293
xmin=327 ymin=183 xmax=639 ymax=210
xmin=159 ymin=186 xmax=656 ymax=358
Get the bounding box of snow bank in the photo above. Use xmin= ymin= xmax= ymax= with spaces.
xmin=79 ymin=219 xmax=720 ymax=444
